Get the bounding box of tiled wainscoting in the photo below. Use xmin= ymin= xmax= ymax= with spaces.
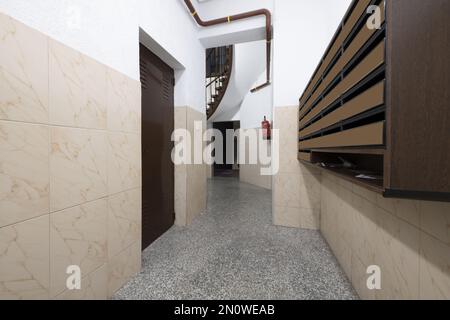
xmin=272 ymin=106 xmax=321 ymax=230
xmin=272 ymin=106 xmax=450 ymax=299
xmin=240 ymin=132 xmax=272 ymax=190
xmin=240 ymin=163 xmax=272 ymax=190
xmin=174 ymin=106 xmax=207 ymax=227
xmin=272 ymin=106 xmax=449 ymax=299
xmin=0 ymin=13 xmax=142 ymax=299
xmin=321 ymin=173 xmax=450 ymax=300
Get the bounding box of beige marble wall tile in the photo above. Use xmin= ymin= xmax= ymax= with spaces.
xmin=273 ymin=206 xmax=320 ymax=230
xmin=107 ymin=132 xmax=141 ymax=195
xmin=336 ymin=186 xmax=354 ymax=247
xmin=272 ymin=106 xmax=326 ymax=229
xmin=50 ymin=126 xmax=107 ymax=212
xmin=186 ymin=108 xmax=207 ymax=224
xmin=319 ymin=177 xmax=335 ymax=242
xmin=374 ymin=210 xmax=420 ymax=299
xmin=53 ymin=265 xmax=107 ymax=300
xmin=206 ymin=164 xmax=213 ymax=179
xmin=108 ymin=189 xmax=141 ymax=258
xmin=273 ymin=106 xmax=300 ymax=174
xmin=351 ymin=192 xmax=378 ymax=266
xmin=174 ymin=106 xmax=207 ymax=226
xmin=376 ymin=195 xmax=421 ymax=228
xmin=336 ymin=176 xmax=353 ymax=192
xmin=0 ymin=13 xmax=143 ymax=299
xmin=273 ymin=172 xmax=321 ymax=210
xmin=273 ymin=106 xmax=320 ymax=176
xmin=272 ymin=106 xmax=322 ymax=231
xmin=175 ymin=164 xmax=187 ymax=227
xmin=107 ymin=68 xmax=141 ymax=133
xmin=240 ymin=141 xmax=273 ymax=192
xmin=174 ymin=107 xmax=188 ymax=226
xmin=273 ymin=206 xmax=299 ymax=228
xmin=321 ymin=168 xmax=450 ymax=300
xmin=333 ymin=235 xmax=352 ymax=281
xmin=186 ymin=106 xmax=205 ymax=135
xmin=240 ymin=164 xmax=272 ymax=190
xmin=174 ymin=106 xmax=187 ymax=130
xmin=322 ymin=172 xmax=338 ymax=185
xmin=322 ymin=179 xmax=351 ymax=278
xmin=107 ymin=241 xmax=141 ymax=297
xmin=49 ymin=40 xmax=106 ymax=129
xmin=352 ymin=184 xmax=377 ymax=204
xmin=0 ymin=13 xmax=48 ymax=123
xmin=420 ymin=232 xmax=450 ymax=299
xmin=351 ymin=254 xmax=375 ymax=300
xmin=0 ymin=121 xmax=49 ymax=227
xmin=50 ymin=198 xmax=107 ymax=296
xmin=0 ymin=215 xmax=49 ymax=300
xmin=186 ymin=164 xmax=207 ymax=225
xmin=420 ymin=201 xmax=450 ymax=245
xmin=321 ymin=178 xmax=352 ymax=281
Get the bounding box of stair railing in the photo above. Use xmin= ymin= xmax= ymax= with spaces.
xmin=206 ymin=45 xmax=233 ymax=119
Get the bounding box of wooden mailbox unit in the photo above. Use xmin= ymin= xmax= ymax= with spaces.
xmin=298 ymin=0 xmax=450 ymax=201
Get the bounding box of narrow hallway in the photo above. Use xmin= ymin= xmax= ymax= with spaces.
xmin=114 ymin=178 xmax=358 ymax=300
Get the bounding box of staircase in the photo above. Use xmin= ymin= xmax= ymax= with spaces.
xmin=206 ymin=45 xmax=233 ymax=119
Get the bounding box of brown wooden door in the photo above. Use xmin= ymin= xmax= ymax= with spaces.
xmin=139 ymin=44 xmax=175 ymax=250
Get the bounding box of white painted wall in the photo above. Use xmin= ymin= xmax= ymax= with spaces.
xmin=196 ymin=0 xmax=274 ymax=48
xmin=239 ymin=72 xmax=273 ymax=129
xmin=0 ymin=0 xmax=140 ymax=79
xmin=0 ymin=0 xmax=352 ymax=115
xmin=211 ymin=40 xmax=268 ymax=123
xmin=203 ymin=0 xmax=351 ymax=126
xmin=138 ymin=0 xmax=205 ymax=110
xmin=273 ymin=0 xmax=352 ymax=107
xmin=0 ymin=0 xmax=205 ymax=110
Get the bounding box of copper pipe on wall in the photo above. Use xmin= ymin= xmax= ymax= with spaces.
xmin=183 ymin=0 xmax=272 ymax=93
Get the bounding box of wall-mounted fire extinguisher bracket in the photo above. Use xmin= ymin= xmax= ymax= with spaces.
xmin=262 ymin=116 xmax=271 ymax=141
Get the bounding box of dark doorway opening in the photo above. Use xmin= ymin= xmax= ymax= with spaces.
xmin=139 ymin=44 xmax=175 ymax=251
xmin=213 ymin=121 xmax=240 ymax=178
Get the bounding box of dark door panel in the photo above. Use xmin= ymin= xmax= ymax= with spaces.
xmin=213 ymin=121 xmax=240 ymax=176
xmin=139 ymin=44 xmax=175 ymax=250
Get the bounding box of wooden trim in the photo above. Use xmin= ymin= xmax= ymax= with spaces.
xmin=384 ymin=189 xmax=450 ymax=203
xmin=301 ymin=15 xmax=381 ymax=115
xmin=299 ymin=0 xmax=359 ymax=107
xmin=298 ymin=0 xmax=450 ymax=201
xmin=299 ymin=121 xmax=384 ymax=149
xmin=298 ymin=152 xmax=312 ymax=162
xmin=342 ymin=0 xmax=372 ymax=39
xmin=340 ymin=41 xmax=385 ymax=92
xmin=300 ymin=68 xmax=325 ymax=111
xmin=322 ymin=167 xmax=384 ymax=194
xmin=384 ymin=0 xmax=392 ymax=189
xmin=331 ymin=2 xmax=385 ymax=83
xmin=386 ymin=0 xmax=450 ymax=194
xmin=299 ymin=160 xmax=384 ymax=194
xmin=300 ymin=0 xmax=372 ymax=109
xmin=309 ymin=147 xmax=385 ymax=155
xmin=300 ymin=41 xmax=385 ymax=127
xmin=299 ymin=81 xmax=384 ymax=137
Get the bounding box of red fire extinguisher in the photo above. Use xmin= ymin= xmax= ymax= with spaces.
xmin=262 ymin=116 xmax=271 ymax=140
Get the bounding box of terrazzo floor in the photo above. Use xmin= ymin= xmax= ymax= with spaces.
xmin=113 ymin=177 xmax=358 ymax=300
